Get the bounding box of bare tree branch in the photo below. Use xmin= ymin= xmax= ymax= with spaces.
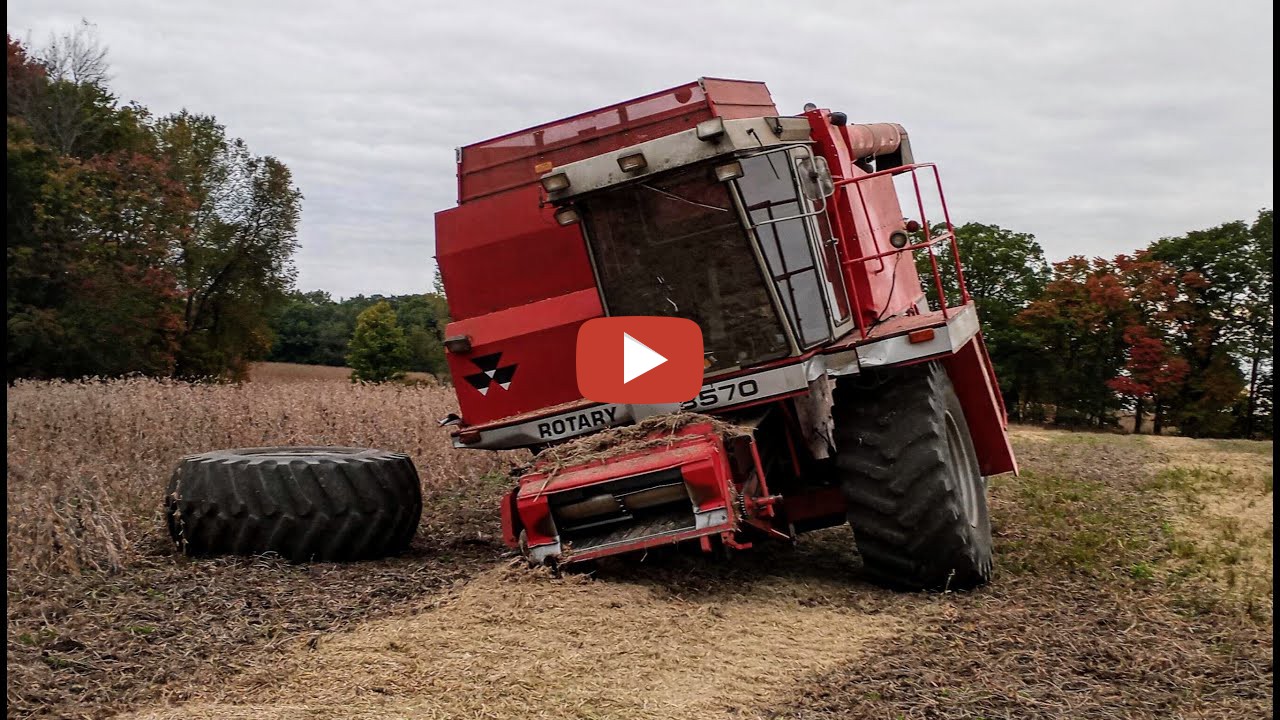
xmin=40 ymin=19 xmax=110 ymax=86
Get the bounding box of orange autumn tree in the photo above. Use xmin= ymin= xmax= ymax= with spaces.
xmin=1018 ymin=256 xmax=1135 ymax=428
xmin=1106 ymin=253 xmax=1200 ymax=434
xmin=1106 ymin=325 xmax=1190 ymax=434
xmin=1019 ymin=248 xmax=1244 ymax=435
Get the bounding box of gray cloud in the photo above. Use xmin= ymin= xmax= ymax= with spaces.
xmin=8 ymin=0 xmax=1273 ymax=298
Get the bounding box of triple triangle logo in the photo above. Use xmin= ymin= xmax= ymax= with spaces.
xmin=463 ymin=352 xmax=517 ymax=396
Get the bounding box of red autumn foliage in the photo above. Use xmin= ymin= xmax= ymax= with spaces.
xmin=7 ymin=34 xmax=47 ymax=112
xmin=1106 ymin=324 xmax=1190 ymax=400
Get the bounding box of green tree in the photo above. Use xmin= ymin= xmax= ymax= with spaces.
xmin=917 ymin=222 xmax=1051 ymax=419
xmin=1237 ymin=210 xmax=1272 ymax=438
xmin=269 ymin=290 xmax=350 ymax=366
xmin=347 ymin=301 xmax=410 ymax=383
xmin=394 ymin=290 xmax=450 ymax=378
xmin=267 ymin=273 xmax=452 ymax=382
xmin=7 ymin=28 xmax=303 ymax=383
xmin=1147 ymin=212 xmax=1267 ymax=437
xmin=405 ymin=325 xmax=446 ymax=375
xmin=154 ymin=111 xmax=302 ymax=379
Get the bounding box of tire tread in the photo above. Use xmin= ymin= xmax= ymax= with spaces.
xmin=833 ymin=362 xmax=993 ymax=591
xmin=164 ymin=447 xmax=422 ymax=562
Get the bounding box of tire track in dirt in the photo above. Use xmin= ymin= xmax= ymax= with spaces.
xmin=121 ymin=554 xmax=905 ymax=720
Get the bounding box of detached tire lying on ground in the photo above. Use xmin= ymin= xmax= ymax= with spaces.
xmin=165 ymin=447 xmax=422 ymax=562
xmin=832 ymin=361 xmax=993 ymax=591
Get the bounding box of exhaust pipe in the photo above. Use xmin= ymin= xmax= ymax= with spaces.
xmin=842 ymin=122 xmax=914 ymax=167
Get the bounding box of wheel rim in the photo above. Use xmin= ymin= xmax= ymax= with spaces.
xmin=945 ymin=412 xmax=980 ymax=528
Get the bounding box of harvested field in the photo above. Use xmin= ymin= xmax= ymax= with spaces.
xmin=6 ymin=378 xmax=1273 ymax=720
xmin=121 ymin=563 xmax=903 ymax=720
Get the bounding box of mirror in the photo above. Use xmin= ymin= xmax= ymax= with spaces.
xmin=796 ymin=155 xmax=835 ymax=200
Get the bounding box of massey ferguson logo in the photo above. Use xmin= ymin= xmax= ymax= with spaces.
xmin=463 ymin=352 xmax=517 ymax=396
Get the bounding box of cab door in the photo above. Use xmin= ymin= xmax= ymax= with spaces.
xmin=801 ymin=167 xmax=854 ymax=339
xmin=733 ymin=148 xmax=852 ymax=349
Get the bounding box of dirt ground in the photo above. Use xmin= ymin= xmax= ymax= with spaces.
xmin=7 ymin=379 xmax=1273 ymax=720
xmin=127 ymin=430 xmax=1273 ymax=720
xmin=119 ymin=559 xmax=903 ymax=720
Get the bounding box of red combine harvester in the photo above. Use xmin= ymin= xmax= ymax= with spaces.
xmin=435 ymin=78 xmax=1017 ymax=590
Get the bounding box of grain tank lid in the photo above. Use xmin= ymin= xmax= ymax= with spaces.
xmin=456 ymin=78 xmax=776 ymax=204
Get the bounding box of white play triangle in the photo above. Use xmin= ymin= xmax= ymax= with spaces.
xmin=622 ymin=332 xmax=667 ymax=384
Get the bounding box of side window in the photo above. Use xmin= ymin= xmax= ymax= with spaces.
xmin=810 ymin=201 xmax=851 ymax=322
xmin=736 ymin=152 xmax=832 ymax=348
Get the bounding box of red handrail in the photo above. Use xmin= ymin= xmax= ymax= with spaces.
xmin=827 ymin=163 xmax=969 ymax=340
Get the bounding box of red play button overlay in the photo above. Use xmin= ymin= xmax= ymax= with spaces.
xmin=576 ymin=317 xmax=704 ymax=404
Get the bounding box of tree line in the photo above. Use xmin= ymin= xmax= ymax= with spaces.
xmin=267 ymin=280 xmax=451 ymax=381
xmin=925 ymin=213 xmax=1272 ymax=439
xmin=7 ymin=26 xmax=300 ymax=381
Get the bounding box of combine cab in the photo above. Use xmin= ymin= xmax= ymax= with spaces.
xmin=434 ymin=78 xmax=1017 ymax=590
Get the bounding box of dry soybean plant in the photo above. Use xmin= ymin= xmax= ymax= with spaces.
xmin=6 ymin=376 xmax=516 ymax=578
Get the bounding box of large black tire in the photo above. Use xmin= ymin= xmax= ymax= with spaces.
xmin=165 ymin=447 xmax=422 ymax=562
xmin=832 ymin=361 xmax=992 ymax=591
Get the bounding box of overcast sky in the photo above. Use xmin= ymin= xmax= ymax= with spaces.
xmin=8 ymin=1 xmax=1274 ymax=299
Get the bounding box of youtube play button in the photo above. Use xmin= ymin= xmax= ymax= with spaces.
xmin=622 ymin=332 xmax=668 ymax=383
xmin=577 ymin=317 xmax=704 ymax=404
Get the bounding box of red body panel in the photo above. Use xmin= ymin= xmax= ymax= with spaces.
xmin=944 ymin=334 xmax=1019 ymax=476
xmin=446 ymin=289 xmax=601 ymax=425
xmin=435 ymin=185 xmax=595 ymax=322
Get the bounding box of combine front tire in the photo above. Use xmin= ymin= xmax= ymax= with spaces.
xmin=832 ymin=362 xmax=993 ymax=591
xmin=165 ymin=447 xmax=422 ymax=562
